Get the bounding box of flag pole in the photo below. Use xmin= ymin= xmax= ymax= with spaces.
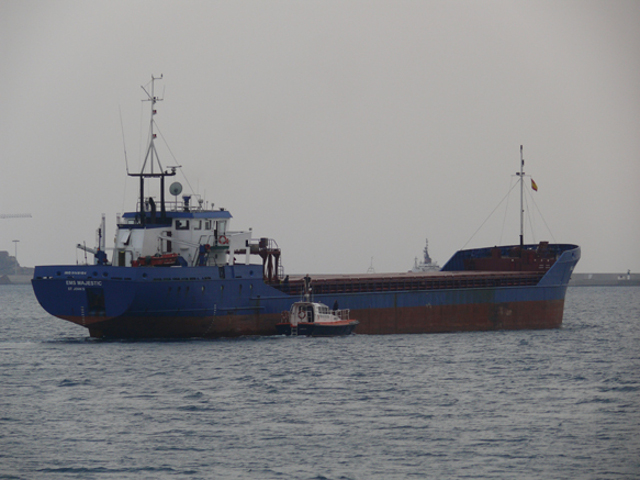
xmin=519 ymin=145 xmax=524 ymax=247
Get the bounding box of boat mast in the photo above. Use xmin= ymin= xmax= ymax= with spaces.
xmin=130 ymin=74 xmax=175 ymax=225
xmin=518 ymin=145 xmax=524 ymax=247
xmin=142 ymin=75 xmax=161 ymax=175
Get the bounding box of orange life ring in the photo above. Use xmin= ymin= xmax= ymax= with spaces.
xmin=219 ymin=235 xmax=229 ymax=245
xmin=298 ymin=310 xmax=306 ymax=320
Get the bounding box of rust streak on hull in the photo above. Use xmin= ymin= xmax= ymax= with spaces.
xmin=353 ymin=299 xmax=564 ymax=334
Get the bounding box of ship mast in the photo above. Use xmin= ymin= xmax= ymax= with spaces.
xmin=129 ymin=74 xmax=176 ymax=225
xmin=141 ymin=75 xmax=162 ymax=176
xmin=517 ymin=145 xmax=525 ymax=247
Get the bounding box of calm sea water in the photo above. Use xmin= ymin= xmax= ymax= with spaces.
xmin=1 ymin=285 xmax=638 ymax=480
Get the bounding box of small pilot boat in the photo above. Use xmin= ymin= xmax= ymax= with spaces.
xmin=277 ymin=276 xmax=358 ymax=336
xmin=276 ymin=300 xmax=359 ymax=337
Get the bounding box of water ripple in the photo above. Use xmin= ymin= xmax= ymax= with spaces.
xmin=0 ymin=285 xmax=638 ymax=479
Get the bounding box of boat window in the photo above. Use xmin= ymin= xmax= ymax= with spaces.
xmin=118 ymin=229 xmax=132 ymax=245
xmin=217 ymin=221 xmax=227 ymax=235
xmin=193 ymin=220 xmax=202 ymax=230
xmin=165 ymin=231 xmax=173 ymax=253
xmin=175 ymin=219 xmax=190 ymax=230
xmin=204 ymin=220 xmax=212 ymax=230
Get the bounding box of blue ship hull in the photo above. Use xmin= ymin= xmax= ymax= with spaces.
xmin=31 ymin=244 xmax=580 ymax=338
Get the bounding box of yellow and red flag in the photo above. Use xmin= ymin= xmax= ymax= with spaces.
xmin=531 ymin=179 xmax=538 ymax=191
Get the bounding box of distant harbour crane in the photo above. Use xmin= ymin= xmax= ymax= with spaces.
xmin=1 ymin=214 xmax=32 ymax=274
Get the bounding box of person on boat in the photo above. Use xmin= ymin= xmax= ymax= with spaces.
xmin=96 ymin=249 xmax=108 ymax=266
xmin=197 ymin=244 xmax=210 ymax=266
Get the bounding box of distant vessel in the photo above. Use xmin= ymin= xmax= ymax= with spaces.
xmin=570 ymin=272 xmax=640 ymax=287
xmin=31 ymin=77 xmax=580 ymax=338
xmin=411 ymin=238 xmax=440 ymax=272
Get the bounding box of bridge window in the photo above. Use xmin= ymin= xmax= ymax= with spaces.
xmin=176 ymin=219 xmax=190 ymax=230
xmin=118 ymin=229 xmax=132 ymax=245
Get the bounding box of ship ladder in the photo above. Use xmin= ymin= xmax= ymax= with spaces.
xmin=291 ymin=324 xmax=298 ymax=336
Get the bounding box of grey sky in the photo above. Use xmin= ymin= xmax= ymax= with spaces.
xmin=1 ymin=0 xmax=639 ymax=274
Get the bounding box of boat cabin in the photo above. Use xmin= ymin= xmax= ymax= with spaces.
xmin=288 ymin=301 xmax=349 ymax=326
xmin=111 ymin=196 xmax=253 ymax=268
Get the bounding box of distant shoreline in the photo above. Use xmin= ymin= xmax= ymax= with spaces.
xmin=570 ymin=273 xmax=639 ymax=287
xmin=0 ymin=274 xmax=33 ymax=285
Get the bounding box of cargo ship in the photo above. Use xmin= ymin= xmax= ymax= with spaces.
xmin=31 ymin=77 xmax=580 ymax=338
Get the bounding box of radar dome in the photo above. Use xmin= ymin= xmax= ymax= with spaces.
xmin=169 ymin=182 xmax=183 ymax=196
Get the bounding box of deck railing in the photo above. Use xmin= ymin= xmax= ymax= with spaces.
xmin=273 ymin=272 xmax=544 ymax=296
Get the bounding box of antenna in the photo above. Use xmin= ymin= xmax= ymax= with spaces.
xmin=139 ymin=74 xmax=164 ymax=176
xmin=119 ymin=105 xmax=130 ymax=174
xmin=129 ymin=75 xmax=175 ymax=225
